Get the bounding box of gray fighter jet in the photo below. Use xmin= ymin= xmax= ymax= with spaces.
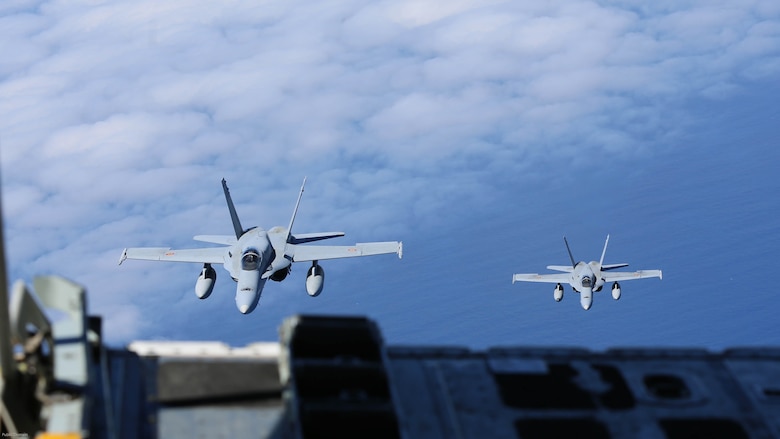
xmin=512 ymin=235 xmax=661 ymax=310
xmin=119 ymin=178 xmax=402 ymax=314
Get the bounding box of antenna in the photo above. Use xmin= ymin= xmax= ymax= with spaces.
xmin=563 ymin=236 xmax=576 ymax=268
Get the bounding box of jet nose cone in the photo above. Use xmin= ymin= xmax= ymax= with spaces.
xmin=581 ymin=293 xmax=593 ymax=310
xmin=239 ymin=304 xmax=250 ymax=314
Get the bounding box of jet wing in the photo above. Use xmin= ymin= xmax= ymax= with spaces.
xmin=290 ymin=241 xmax=402 ymax=262
xmin=119 ymin=247 xmax=228 ymax=265
xmin=546 ymin=265 xmax=574 ymax=272
xmin=512 ymin=273 xmax=571 ymax=283
xmin=602 ymin=270 xmax=662 ymax=282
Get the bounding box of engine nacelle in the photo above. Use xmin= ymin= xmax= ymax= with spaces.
xmin=267 ymin=256 xmax=292 ymax=281
xmin=554 ymin=283 xmax=564 ymax=302
xmin=305 ymin=263 xmax=324 ymax=297
xmin=611 ymin=282 xmax=621 ymax=300
xmin=195 ymin=264 xmax=216 ymax=299
xmin=269 ymin=265 xmax=291 ymax=282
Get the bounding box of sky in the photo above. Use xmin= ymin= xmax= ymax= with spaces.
xmin=1 ymin=0 xmax=779 ymax=350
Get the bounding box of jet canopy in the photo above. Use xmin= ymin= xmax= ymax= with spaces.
xmin=241 ymin=249 xmax=261 ymax=271
xmin=581 ymin=276 xmax=593 ymax=288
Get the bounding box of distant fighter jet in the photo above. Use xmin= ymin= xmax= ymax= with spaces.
xmin=119 ymin=178 xmax=402 ymax=314
xmin=512 ymin=235 xmax=661 ymax=310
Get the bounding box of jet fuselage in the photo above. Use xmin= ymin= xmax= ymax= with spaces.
xmin=568 ymin=262 xmax=606 ymax=310
xmin=227 ymin=228 xmax=275 ymax=314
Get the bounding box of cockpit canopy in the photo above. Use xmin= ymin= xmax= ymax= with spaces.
xmin=581 ymin=276 xmax=593 ymax=288
xmin=242 ymin=249 xmax=261 ymax=271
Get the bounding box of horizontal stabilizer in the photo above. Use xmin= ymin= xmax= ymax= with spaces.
xmin=193 ymin=235 xmax=238 ymax=245
xmin=546 ymin=265 xmax=574 ymax=272
xmin=602 ymin=263 xmax=629 ymax=271
xmin=290 ymin=232 xmax=345 ymax=244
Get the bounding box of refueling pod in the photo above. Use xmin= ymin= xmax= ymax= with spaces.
xmin=554 ymin=283 xmax=564 ymax=302
xmin=195 ymin=264 xmax=216 ymax=299
xmin=305 ymin=262 xmax=324 ymax=297
xmin=611 ymin=282 xmax=621 ymax=300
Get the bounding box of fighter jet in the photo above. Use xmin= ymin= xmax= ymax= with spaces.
xmin=119 ymin=178 xmax=402 ymax=314
xmin=512 ymin=235 xmax=661 ymax=310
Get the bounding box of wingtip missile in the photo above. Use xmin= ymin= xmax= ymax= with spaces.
xmin=118 ymin=248 xmax=128 ymax=265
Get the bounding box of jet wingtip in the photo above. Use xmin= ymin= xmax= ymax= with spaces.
xmin=398 ymin=241 xmax=403 ymax=259
xmin=118 ymin=248 xmax=128 ymax=265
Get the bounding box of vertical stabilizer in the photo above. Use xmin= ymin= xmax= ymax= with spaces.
xmin=222 ymin=179 xmax=244 ymax=239
xmin=286 ymin=177 xmax=306 ymax=243
xmin=563 ymin=236 xmax=576 ymax=268
xmin=261 ymin=178 xmax=306 ymax=280
xmin=599 ymin=234 xmax=610 ymax=266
